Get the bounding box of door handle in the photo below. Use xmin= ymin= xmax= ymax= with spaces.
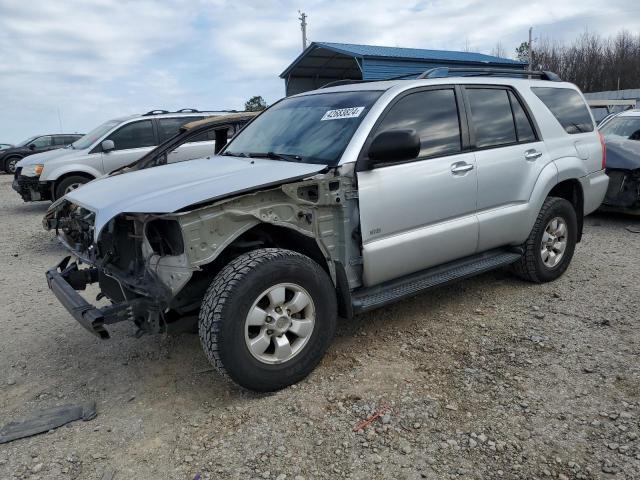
xmin=451 ymin=162 xmax=474 ymax=174
xmin=524 ymin=149 xmax=543 ymax=161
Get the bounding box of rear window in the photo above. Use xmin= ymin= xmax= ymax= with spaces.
xmin=532 ymin=87 xmax=594 ymax=134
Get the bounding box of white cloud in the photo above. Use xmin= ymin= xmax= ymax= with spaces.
xmin=0 ymin=0 xmax=638 ymax=142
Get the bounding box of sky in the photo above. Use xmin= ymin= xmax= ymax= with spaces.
xmin=0 ymin=0 xmax=639 ymax=143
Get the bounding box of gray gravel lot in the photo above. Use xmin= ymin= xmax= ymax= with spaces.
xmin=0 ymin=175 xmax=639 ymax=480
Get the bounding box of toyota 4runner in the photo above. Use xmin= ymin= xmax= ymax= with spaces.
xmin=43 ymin=68 xmax=609 ymax=391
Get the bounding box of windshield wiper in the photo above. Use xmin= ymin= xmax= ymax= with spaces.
xmin=247 ymin=152 xmax=304 ymax=162
xmin=220 ymin=151 xmax=249 ymax=157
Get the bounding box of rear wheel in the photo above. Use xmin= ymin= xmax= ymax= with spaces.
xmin=512 ymin=196 xmax=577 ymax=283
xmin=54 ymin=175 xmax=91 ymax=200
xmin=199 ymin=248 xmax=337 ymax=391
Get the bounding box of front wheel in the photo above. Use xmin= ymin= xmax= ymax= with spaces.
xmin=512 ymin=196 xmax=578 ymax=283
xmin=199 ymin=248 xmax=337 ymax=391
xmin=54 ymin=175 xmax=90 ymax=200
xmin=4 ymin=157 xmax=20 ymax=174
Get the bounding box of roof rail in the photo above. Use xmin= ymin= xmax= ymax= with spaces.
xmin=319 ymin=71 xmax=422 ymax=89
xmin=318 ymin=68 xmax=560 ymax=90
xmin=418 ymin=67 xmax=562 ymax=81
xmin=142 ymin=110 xmax=170 ymax=116
xmin=142 ymin=109 xmax=242 ymax=116
xmin=319 ymin=79 xmax=368 ymax=89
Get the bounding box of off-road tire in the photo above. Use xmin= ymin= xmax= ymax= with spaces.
xmin=54 ymin=175 xmax=90 ymax=200
xmin=199 ymin=248 xmax=337 ymax=392
xmin=512 ymin=196 xmax=577 ymax=283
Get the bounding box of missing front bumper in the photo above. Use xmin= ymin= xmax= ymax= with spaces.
xmin=12 ymin=175 xmax=51 ymax=202
xmin=45 ymin=257 xmax=132 ymax=339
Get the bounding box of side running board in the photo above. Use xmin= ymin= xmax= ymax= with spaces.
xmin=351 ymin=249 xmax=522 ymax=314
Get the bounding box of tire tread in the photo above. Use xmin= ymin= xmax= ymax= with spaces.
xmin=199 ymin=248 xmax=321 ymax=380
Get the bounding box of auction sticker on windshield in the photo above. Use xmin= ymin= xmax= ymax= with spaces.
xmin=321 ymin=107 xmax=365 ymax=121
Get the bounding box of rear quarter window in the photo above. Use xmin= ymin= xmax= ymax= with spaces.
xmin=532 ymin=87 xmax=594 ymax=134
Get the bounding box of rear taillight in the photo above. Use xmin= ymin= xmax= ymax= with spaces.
xmin=599 ymin=131 xmax=607 ymax=169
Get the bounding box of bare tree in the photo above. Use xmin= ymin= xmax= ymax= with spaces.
xmin=523 ymin=30 xmax=640 ymax=92
xmin=463 ymin=37 xmax=471 ymax=53
xmin=491 ymin=41 xmax=506 ymax=58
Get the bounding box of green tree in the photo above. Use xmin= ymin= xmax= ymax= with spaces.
xmin=515 ymin=41 xmax=530 ymax=63
xmin=244 ymin=95 xmax=267 ymax=112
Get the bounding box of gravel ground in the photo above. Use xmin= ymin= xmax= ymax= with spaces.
xmin=0 ymin=174 xmax=639 ymax=480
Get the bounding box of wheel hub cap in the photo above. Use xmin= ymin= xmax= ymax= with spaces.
xmin=244 ymin=283 xmax=315 ymax=365
xmin=540 ymin=217 xmax=567 ymax=268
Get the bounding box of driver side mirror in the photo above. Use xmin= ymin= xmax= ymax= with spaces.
xmin=364 ymin=129 xmax=420 ymax=169
xmin=101 ymin=140 xmax=115 ymax=152
xmin=28 ymin=144 xmax=36 ymax=151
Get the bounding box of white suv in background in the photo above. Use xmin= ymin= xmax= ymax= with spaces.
xmin=13 ymin=109 xmax=230 ymax=202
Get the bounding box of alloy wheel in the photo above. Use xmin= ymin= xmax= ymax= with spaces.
xmin=244 ymin=283 xmax=316 ymax=364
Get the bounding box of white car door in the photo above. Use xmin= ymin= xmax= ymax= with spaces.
xmin=357 ymin=87 xmax=479 ymax=287
xmin=101 ymin=119 xmax=158 ymax=174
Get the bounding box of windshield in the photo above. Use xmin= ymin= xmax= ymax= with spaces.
xmin=16 ymin=136 xmax=38 ymax=147
xmin=223 ymin=90 xmax=383 ymax=165
xmin=600 ymin=116 xmax=640 ymax=141
xmin=72 ymin=119 xmax=121 ymax=150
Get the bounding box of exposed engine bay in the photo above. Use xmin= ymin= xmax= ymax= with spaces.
xmin=43 ymin=169 xmax=362 ymax=338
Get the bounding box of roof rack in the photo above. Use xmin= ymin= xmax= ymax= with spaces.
xmin=418 ymin=67 xmax=562 ymax=81
xmin=319 ymin=67 xmax=561 ymax=90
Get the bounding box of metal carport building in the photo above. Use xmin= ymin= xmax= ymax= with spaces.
xmin=280 ymin=42 xmax=526 ymax=96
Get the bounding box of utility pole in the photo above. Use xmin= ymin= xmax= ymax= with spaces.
xmin=299 ymin=11 xmax=308 ymax=51
xmin=528 ymin=26 xmax=534 ymax=71
xmin=57 ymin=108 xmax=63 ymax=132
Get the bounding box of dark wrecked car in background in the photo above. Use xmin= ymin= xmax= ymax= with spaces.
xmin=599 ymin=111 xmax=640 ymax=214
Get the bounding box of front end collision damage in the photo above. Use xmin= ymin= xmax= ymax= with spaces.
xmin=602 ymin=168 xmax=640 ymax=214
xmin=601 ymin=139 xmax=640 ymax=215
xmin=44 ymin=168 xmax=363 ymax=337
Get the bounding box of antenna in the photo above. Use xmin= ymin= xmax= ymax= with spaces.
xmin=298 ymin=11 xmax=308 ymax=51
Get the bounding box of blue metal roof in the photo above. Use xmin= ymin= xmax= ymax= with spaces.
xmin=316 ymin=42 xmax=524 ymax=65
xmin=280 ymin=42 xmax=526 ymax=95
xmin=280 ymin=41 xmax=524 ymax=79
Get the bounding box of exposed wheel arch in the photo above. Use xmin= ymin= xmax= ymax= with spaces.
xmin=548 ymin=179 xmax=584 ymax=242
xmin=169 ymin=223 xmax=351 ymax=319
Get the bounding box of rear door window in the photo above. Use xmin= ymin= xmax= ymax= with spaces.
xmin=158 ymin=117 xmax=203 ymax=142
xmin=107 ymin=120 xmax=156 ymax=150
xmin=532 ymin=87 xmax=594 ymax=134
xmin=374 ymin=88 xmax=462 ymax=158
xmin=466 ymin=88 xmax=517 ymax=148
xmin=53 ymin=136 xmax=71 ymax=146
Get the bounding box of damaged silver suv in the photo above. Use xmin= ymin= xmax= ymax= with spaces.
xmin=44 ymin=68 xmax=609 ymax=391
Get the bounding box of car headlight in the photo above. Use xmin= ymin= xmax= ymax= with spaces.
xmin=21 ymin=164 xmax=44 ymax=177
